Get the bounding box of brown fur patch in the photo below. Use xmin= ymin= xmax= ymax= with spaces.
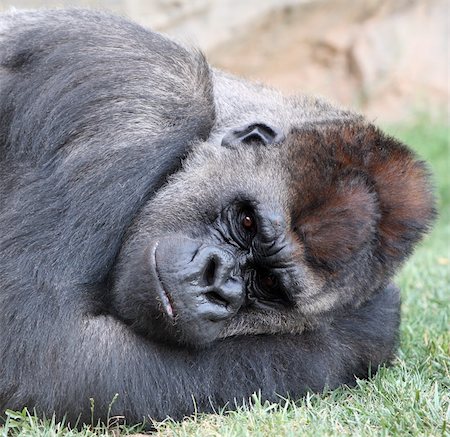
xmin=287 ymin=122 xmax=435 ymax=272
xmin=296 ymin=170 xmax=378 ymax=270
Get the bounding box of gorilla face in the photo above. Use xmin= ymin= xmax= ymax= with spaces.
xmin=111 ymin=120 xmax=433 ymax=347
xmin=111 ymin=124 xmax=300 ymax=346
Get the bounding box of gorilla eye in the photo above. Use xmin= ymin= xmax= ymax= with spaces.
xmin=238 ymin=207 xmax=256 ymax=236
xmin=250 ymin=270 xmax=292 ymax=307
xmin=242 ymin=215 xmax=254 ymax=231
xmin=259 ymin=273 xmax=278 ymax=291
xmin=229 ymin=205 xmax=257 ymax=247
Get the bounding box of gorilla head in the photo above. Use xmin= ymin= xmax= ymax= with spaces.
xmin=111 ymin=119 xmax=433 ymax=347
xmin=0 ymin=9 xmax=435 ymax=426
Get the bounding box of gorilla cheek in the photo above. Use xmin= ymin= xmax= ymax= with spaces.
xmin=152 ymin=236 xmax=245 ymax=345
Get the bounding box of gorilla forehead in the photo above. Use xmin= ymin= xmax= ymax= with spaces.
xmin=139 ymin=140 xmax=293 ymax=233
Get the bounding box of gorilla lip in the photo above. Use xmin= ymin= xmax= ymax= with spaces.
xmin=150 ymin=242 xmax=175 ymax=319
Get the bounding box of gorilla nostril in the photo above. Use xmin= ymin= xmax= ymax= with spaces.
xmin=203 ymin=257 xmax=217 ymax=286
xmin=206 ymin=291 xmax=229 ymax=308
xmin=196 ymin=247 xmax=244 ymax=313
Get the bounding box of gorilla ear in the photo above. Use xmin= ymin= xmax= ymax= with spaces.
xmin=221 ymin=123 xmax=285 ymax=148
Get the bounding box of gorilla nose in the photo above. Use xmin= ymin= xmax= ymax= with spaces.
xmin=154 ymin=236 xmax=245 ymax=333
xmin=195 ymin=246 xmax=245 ymax=316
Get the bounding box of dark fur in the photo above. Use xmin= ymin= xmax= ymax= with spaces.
xmin=0 ymin=10 xmax=434 ymax=426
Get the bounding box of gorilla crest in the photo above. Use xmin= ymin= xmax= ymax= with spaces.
xmin=0 ymin=9 xmax=435 ymax=426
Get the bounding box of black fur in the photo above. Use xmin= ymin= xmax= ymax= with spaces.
xmin=0 ymin=10 xmax=427 ymax=427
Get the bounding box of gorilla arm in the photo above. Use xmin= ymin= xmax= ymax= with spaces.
xmin=0 ymin=280 xmax=399 ymax=425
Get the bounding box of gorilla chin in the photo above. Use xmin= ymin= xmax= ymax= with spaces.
xmin=0 ymin=8 xmax=435 ymax=427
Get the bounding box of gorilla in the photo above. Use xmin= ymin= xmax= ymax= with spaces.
xmin=0 ymin=9 xmax=435 ymax=426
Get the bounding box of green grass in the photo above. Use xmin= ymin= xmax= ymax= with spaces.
xmin=2 ymin=118 xmax=449 ymax=437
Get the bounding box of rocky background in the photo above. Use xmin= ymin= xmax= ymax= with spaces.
xmin=0 ymin=0 xmax=448 ymax=122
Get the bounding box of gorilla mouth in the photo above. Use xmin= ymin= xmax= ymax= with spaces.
xmin=150 ymin=242 xmax=175 ymax=320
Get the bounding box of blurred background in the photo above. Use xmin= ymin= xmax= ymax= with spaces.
xmin=0 ymin=0 xmax=447 ymax=123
